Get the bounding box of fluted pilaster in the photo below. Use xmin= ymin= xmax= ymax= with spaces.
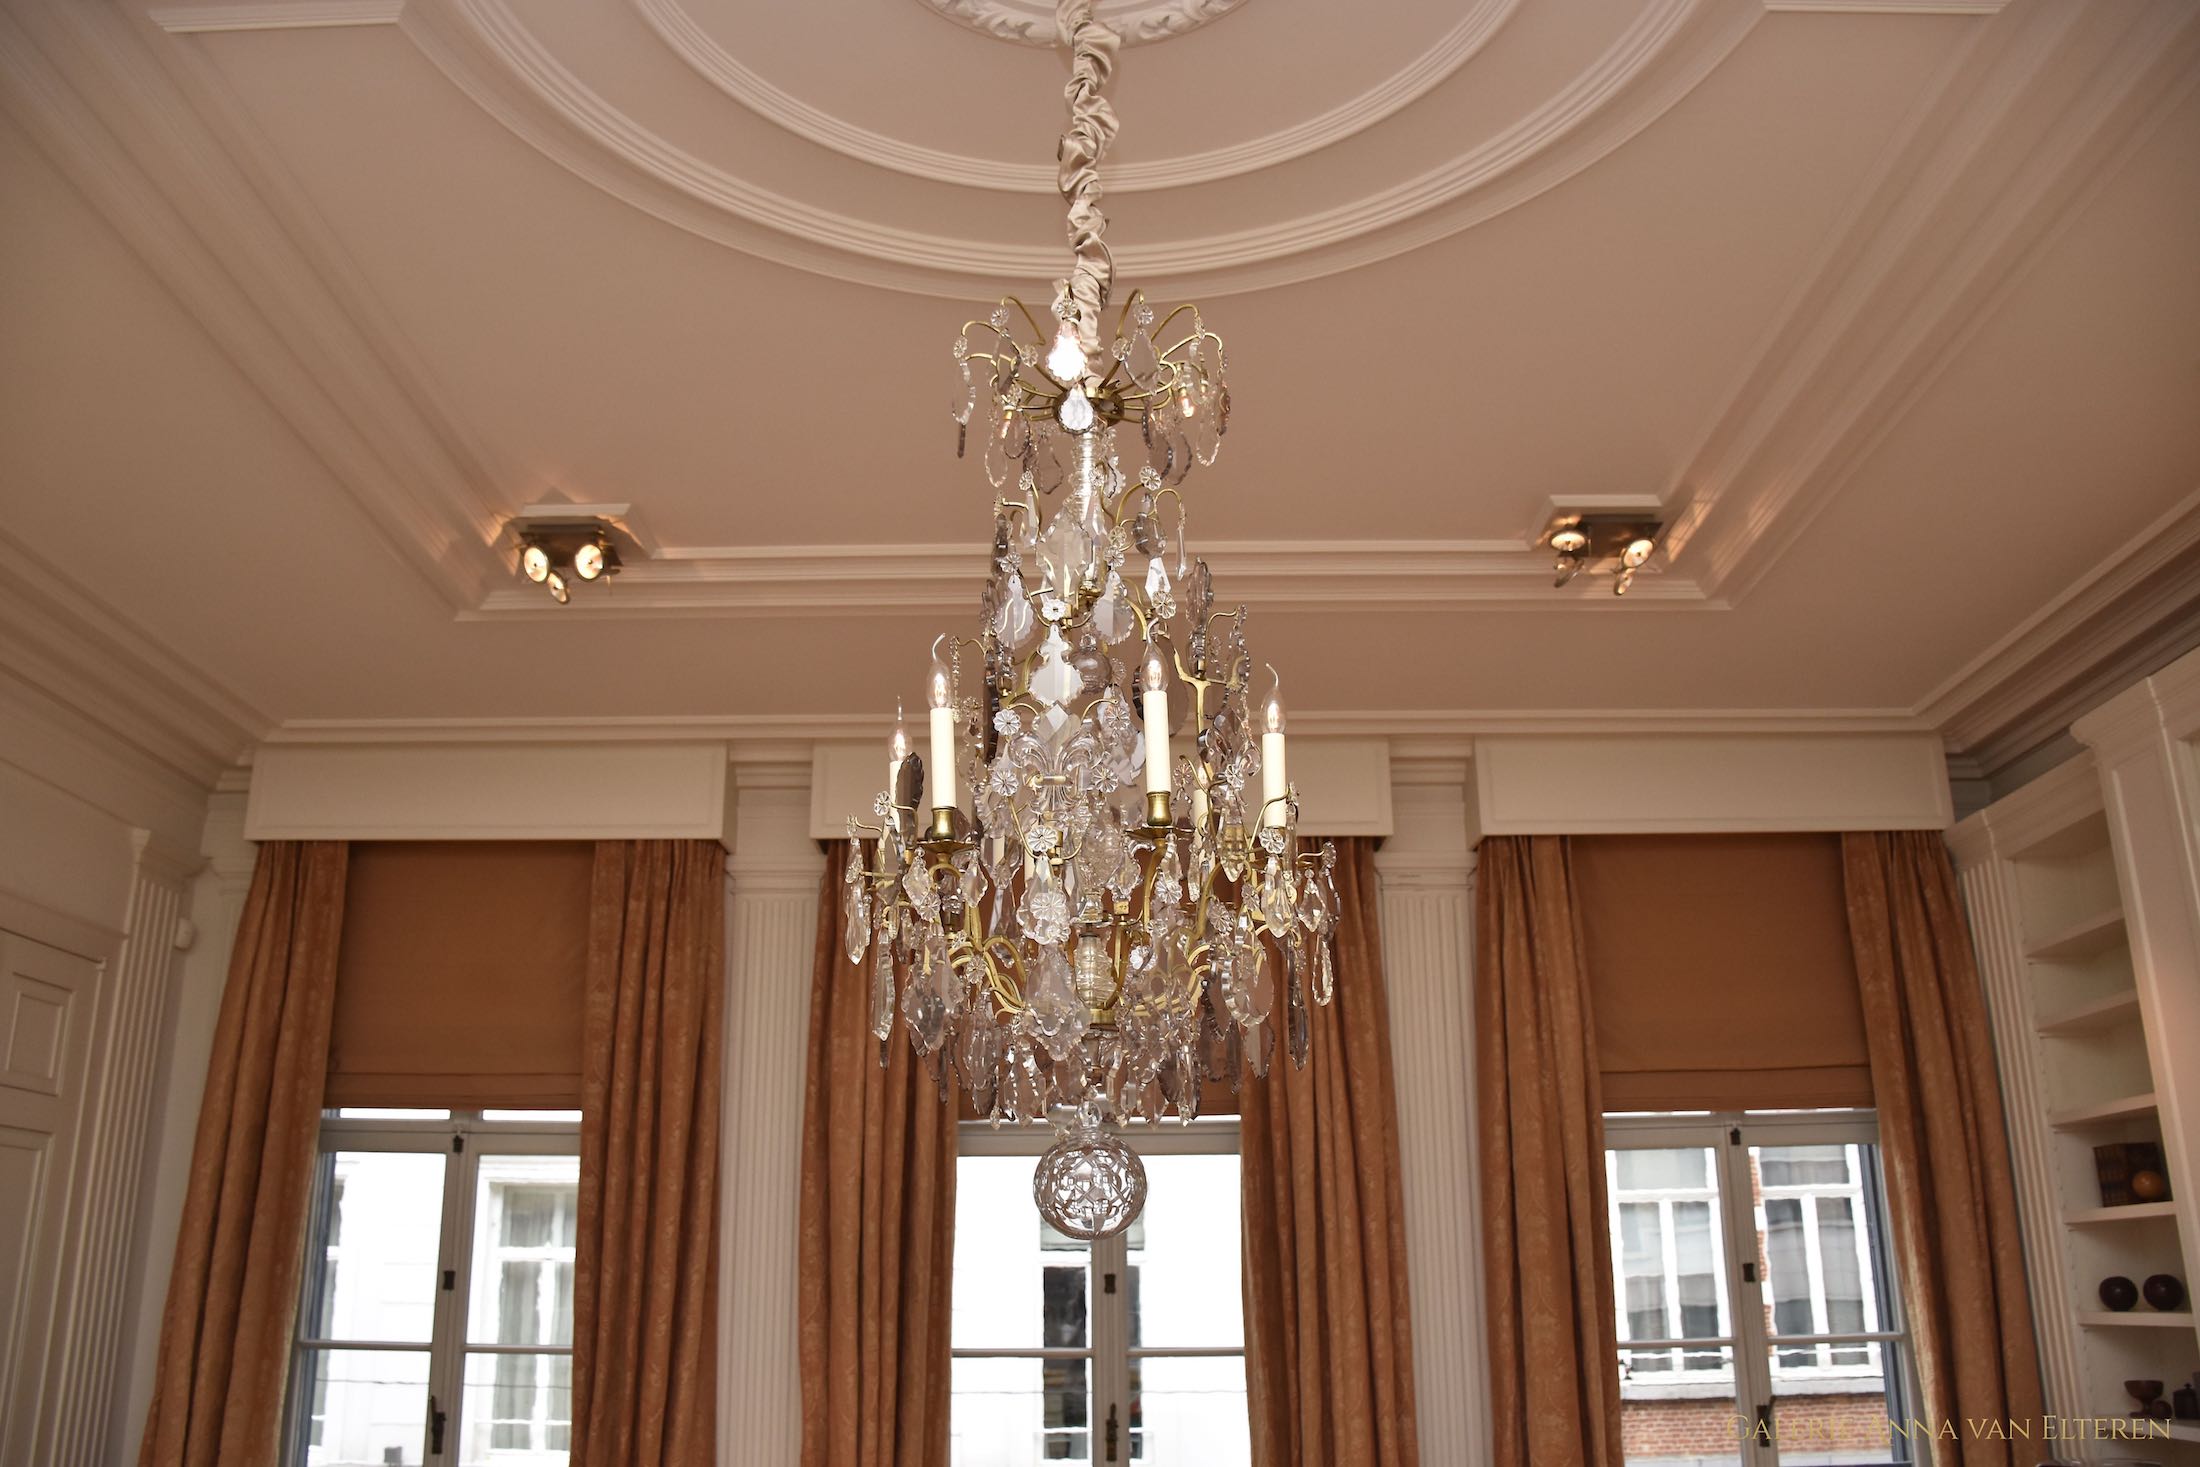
xmin=719 ymin=764 xmax=823 ymax=1466
xmin=1374 ymin=759 xmax=1485 ymax=1467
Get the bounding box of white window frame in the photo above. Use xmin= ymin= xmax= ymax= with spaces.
xmin=953 ymin=1117 xmax=1244 ymax=1465
xmin=1603 ymin=1110 xmax=1915 ymax=1467
xmin=286 ymin=1108 xmax=582 ymax=1467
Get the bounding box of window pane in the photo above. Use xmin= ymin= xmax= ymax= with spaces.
xmin=469 ymin=1156 xmax=580 ymax=1347
xmin=309 ymin=1152 xmax=446 ymax=1344
xmin=333 ymin=1108 xmax=450 ymax=1120
xmin=1616 ymin=1148 xmax=1708 ymax=1192
xmin=1617 ymin=1202 xmax=1669 ymax=1365
xmin=955 ymin=1156 xmax=1079 ymax=1350
xmin=1766 ymin=1346 xmax=1912 ymax=1464
xmin=1617 ymin=1344 xmax=1740 ymax=1467
xmin=462 ymin=1350 xmax=571 ymax=1465
xmin=951 ymin=1354 xmax=1091 ymax=1466
xmin=1759 ymin=1144 xmax=1849 ymax=1187
xmin=1131 ymin=1354 xmax=1249 ymax=1465
xmin=1130 ymin=1153 xmax=1243 ymax=1349
xmin=1762 ymin=1197 xmax=1816 ymax=1366
xmin=298 ymin=1347 xmax=430 ymax=1465
xmin=1817 ymin=1196 xmax=1869 ymax=1366
xmin=1670 ymin=1201 xmax=1723 ymax=1359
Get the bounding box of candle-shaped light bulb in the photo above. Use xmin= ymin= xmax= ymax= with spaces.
xmin=888 ymin=701 xmax=910 ymax=800
xmin=1046 ymin=322 xmax=1086 ymax=384
xmin=1260 ymin=665 xmax=1289 ymax=828
xmin=927 ymin=638 xmax=957 ymax=813
xmin=1142 ymin=645 xmax=1171 ymax=795
xmin=1179 ymin=379 xmax=1198 ymax=418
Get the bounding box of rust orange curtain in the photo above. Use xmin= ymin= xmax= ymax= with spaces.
xmin=1474 ymin=835 xmax=1622 ymax=1467
xmin=138 ymin=841 xmax=348 ymax=1467
xmin=1841 ymin=832 xmax=2047 ymax=1465
xmin=571 ymin=839 xmax=725 ymax=1467
xmin=1240 ymin=838 xmax=1421 ymax=1467
xmin=799 ymin=841 xmax=957 ymax=1467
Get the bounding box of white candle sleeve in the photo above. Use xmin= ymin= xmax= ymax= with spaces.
xmin=929 ymin=705 xmax=958 ymax=811
xmin=1142 ymin=687 xmax=1171 ymax=794
xmin=1260 ymin=730 xmax=1288 ymax=827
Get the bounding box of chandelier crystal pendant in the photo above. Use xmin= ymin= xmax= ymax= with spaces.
xmin=844 ymin=0 xmax=1337 ymax=1241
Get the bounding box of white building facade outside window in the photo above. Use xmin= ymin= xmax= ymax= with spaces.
xmin=288 ymin=1108 xmax=581 ymax=1467
xmin=1605 ymin=1110 xmax=1915 ymax=1467
xmin=951 ymin=1118 xmax=1250 ymax=1467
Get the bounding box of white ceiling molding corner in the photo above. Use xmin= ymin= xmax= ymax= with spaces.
xmin=0 ymin=532 xmax=265 ymax=792
xmin=145 ymin=1 xmax=404 ymax=34
xmin=1663 ymin=0 xmax=2200 ymax=602
xmin=1919 ymin=487 xmax=2200 ymax=782
xmin=0 ymin=1 xmax=507 ymax=611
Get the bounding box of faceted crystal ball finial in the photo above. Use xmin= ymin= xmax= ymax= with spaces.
xmin=1032 ymin=1121 xmax=1149 ymax=1240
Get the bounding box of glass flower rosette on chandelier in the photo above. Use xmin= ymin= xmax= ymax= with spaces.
xmin=840 ymin=0 xmax=1337 ymax=1241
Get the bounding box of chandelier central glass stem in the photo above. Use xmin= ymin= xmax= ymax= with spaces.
xmin=845 ymin=0 xmax=1336 ymax=1240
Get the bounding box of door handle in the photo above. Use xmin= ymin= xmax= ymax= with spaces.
xmin=430 ymin=1393 xmax=448 ymax=1456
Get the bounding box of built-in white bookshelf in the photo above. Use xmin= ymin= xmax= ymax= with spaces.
xmin=1954 ymin=650 xmax=2200 ymax=1466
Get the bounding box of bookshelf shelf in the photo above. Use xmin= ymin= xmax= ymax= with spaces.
xmin=2048 ymin=1092 xmax=2158 ymax=1129
xmin=2023 ymin=904 xmax=2127 ymax=962
xmin=2076 ymin=1310 xmax=2196 ymax=1329
xmin=2036 ymin=989 xmax=2141 ymax=1037
xmin=2065 ymin=1202 xmax=2179 ymax=1225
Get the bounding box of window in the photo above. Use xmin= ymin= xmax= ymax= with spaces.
xmin=1606 ymin=1111 xmax=1914 ymax=1467
xmin=287 ymin=1108 xmax=581 ymax=1467
xmin=951 ymin=1120 xmax=1249 ymax=1466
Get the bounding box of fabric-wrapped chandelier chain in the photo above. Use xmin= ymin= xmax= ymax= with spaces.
xmin=846 ymin=0 xmax=1336 ymax=1241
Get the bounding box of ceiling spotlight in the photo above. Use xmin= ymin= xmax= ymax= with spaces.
xmin=520 ymin=544 xmax=551 ymax=583
xmin=546 ymin=570 xmax=570 ymax=605
xmin=1621 ymin=535 xmax=1656 ymax=569
xmin=1549 ymin=526 xmax=1588 ymax=556
xmin=1613 ymin=567 xmax=1635 ymax=597
xmin=1553 ymin=552 xmax=1583 ymax=588
xmin=573 ymin=537 xmax=607 ymax=581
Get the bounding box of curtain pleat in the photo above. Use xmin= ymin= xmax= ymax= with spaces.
xmin=1474 ymin=835 xmax=1622 ymax=1467
xmin=1841 ymin=832 xmax=2048 ymax=1466
xmin=799 ymin=842 xmax=957 ymax=1467
xmin=138 ymin=841 xmax=349 ymax=1467
xmin=1240 ymin=838 xmax=1422 ymax=1467
xmin=571 ymin=839 xmax=725 ymax=1467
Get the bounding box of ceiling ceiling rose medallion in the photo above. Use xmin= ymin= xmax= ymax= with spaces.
xmin=913 ymin=0 xmax=1245 ymax=47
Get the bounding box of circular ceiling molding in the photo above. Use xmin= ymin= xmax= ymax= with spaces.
xmin=404 ymin=0 xmax=1763 ymax=298
xmin=910 ymin=0 xmax=1245 ymax=48
xmin=633 ymin=0 xmax=1518 ymax=194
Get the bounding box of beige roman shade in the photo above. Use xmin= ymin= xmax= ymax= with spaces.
xmin=327 ymin=841 xmax=593 ymax=1109
xmin=1572 ymin=833 xmax=1873 ymax=1112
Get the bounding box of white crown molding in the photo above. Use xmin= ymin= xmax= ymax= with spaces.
xmin=1768 ymin=0 xmax=2005 ymax=11
xmin=397 ymin=0 xmax=1757 ymax=297
xmin=146 ymin=1 xmax=403 ymax=32
xmin=0 ymin=2 xmax=505 ymax=612
xmin=1920 ymin=486 xmax=2200 ymax=778
xmin=257 ymin=706 xmax=1929 ymax=749
xmin=0 ymin=532 xmax=264 ymax=793
xmin=1664 ymin=1 xmax=2200 ymax=603
xmin=465 ymin=538 xmax=1711 ymax=616
xmin=641 ymin=0 xmax=1515 ymax=195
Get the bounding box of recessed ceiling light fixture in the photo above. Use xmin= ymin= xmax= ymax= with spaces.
xmin=1543 ymin=513 xmax=1665 ymax=596
xmin=510 ymin=520 xmax=624 ymax=604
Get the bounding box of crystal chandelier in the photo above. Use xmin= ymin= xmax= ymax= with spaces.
xmin=844 ymin=0 xmax=1337 ymax=1241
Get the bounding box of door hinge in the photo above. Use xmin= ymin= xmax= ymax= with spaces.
xmin=441 ymin=1268 xmax=456 ymax=1292
xmin=1103 ymin=1271 xmax=1117 ymax=1295
xmin=1105 ymin=1402 xmax=1120 ymax=1462
xmin=452 ymin=1134 xmax=465 ymax=1153
xmin=1742 ymin=1260 xmax=1758 ymax=1285
xmin=1729 ymin=1126 xmax=1742 ymax=1146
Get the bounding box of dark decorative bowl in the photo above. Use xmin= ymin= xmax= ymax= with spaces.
xmin=2142 ymin=1273 xmax=2186 ymax=1311
xmin=2127 ymin=1378 xmax=2165 ymax=1407
xmin=2100 ymin=1275 xmax=2139 ymax=1311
